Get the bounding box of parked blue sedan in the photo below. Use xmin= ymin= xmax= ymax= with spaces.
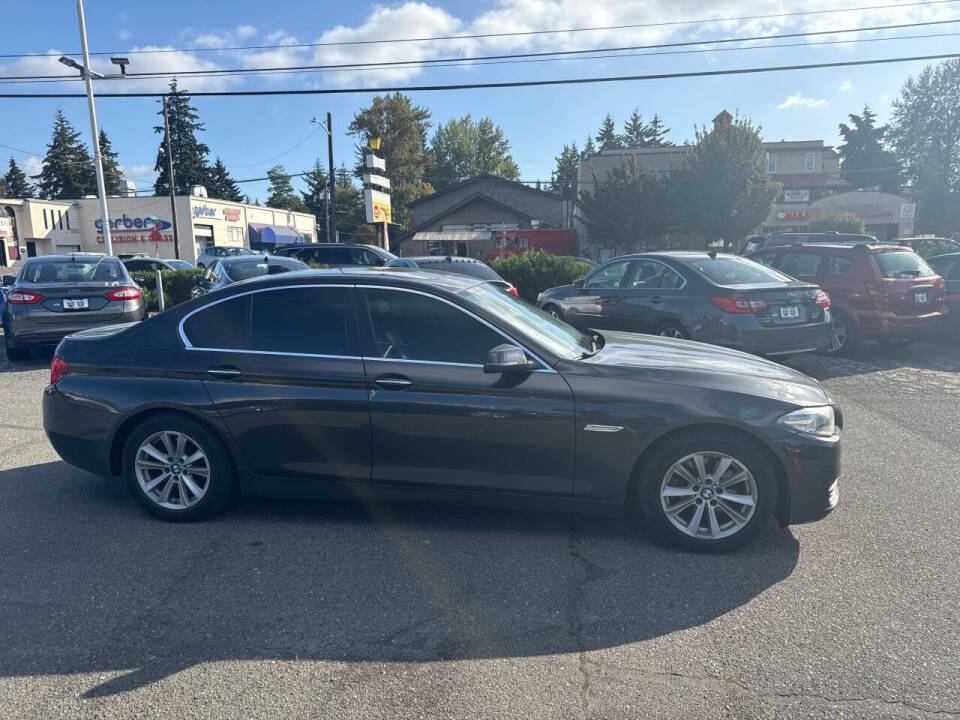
xmin=193 ymin=255 xmax=309 ymax=296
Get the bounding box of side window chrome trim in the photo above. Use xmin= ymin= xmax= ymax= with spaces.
xmin=178 ymin=283 xmax=355 ymax=350
xmin=357 ymin=284 xmax=555 ymax=372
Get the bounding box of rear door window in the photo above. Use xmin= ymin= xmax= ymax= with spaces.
xmin=249 ymin=287 xmax=351 ymax=356
xmin=182 ymin=295 xmax=249 ymax=349
xmin=778 ymin=252 xmax=822 ymax=278
xmin=873 ymin=252 xmax=935 ymax=278
xmin=822 ymin=255 xmax=853 ymax=276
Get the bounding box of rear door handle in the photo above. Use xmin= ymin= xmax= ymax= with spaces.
xmin=207 ymin=366 xmax=243 ymax=379
xmin=375 ymin=375 xmax=413 ymax=390
xmin=650 ymin=295 xmax=663 ymax=304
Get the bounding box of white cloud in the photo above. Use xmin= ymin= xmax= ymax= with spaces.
xmin=838 ymin=79 xmax=853 ymax=92
xmin=22 ymin=155 xmax=43 ymax=181
xmin=777 ymin=92 xmax=828 ymax=110
xmin=236 ymin=25 xmax=257 ymax=40
xmin=120 ymin=163 xmax=155 ymax=183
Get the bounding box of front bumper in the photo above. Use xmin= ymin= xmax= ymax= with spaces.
xmin=778 ymin=430 xmax=842 ymax=524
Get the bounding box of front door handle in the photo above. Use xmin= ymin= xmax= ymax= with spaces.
xmin=375 ymin=375 xmax=413 ymax=390
xmin=207 ymin=366 xmax=243 ymax=379
xmin=650 ymin=295 xmax=663 ymax=304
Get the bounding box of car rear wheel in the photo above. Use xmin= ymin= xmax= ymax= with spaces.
xmin=123 ymin=414 xmax=235 ymax=521
xmin=4 ymin=332 xmax=28 ymax=362
xmin=656 ymin=323 xmax=689 ymax=340
xmin=639 ymin=431 xmax=777 ymax=553
xmin=543 ymin=304 xmax=564 ymax=320
xmin=824 ymin=310 xmax=858 ymax=356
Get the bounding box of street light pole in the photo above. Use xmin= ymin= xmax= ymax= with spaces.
xmin=74 ymin=0 xmax=113 ymax=257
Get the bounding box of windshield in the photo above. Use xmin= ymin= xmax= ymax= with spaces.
xmin=224 ymin=258 xmax=307 ymax=280
xmin=458 ymin=281 xmax=592 ymax=359
xmin=873 ymin=251 xmax=935 ymax=278
xmin=226 ymin=247 xmax=258 ymax=257
xmin=20 ymin=259 xmax=123 ymax=284
xmin=687 ymin=255 xmax=792 ymax=285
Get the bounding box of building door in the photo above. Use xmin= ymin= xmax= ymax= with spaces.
xmin=26 ymin=241 xmax=37 ymax=258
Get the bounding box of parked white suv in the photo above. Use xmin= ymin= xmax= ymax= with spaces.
xmin=195 ymin=246 xmax=259 ymax=269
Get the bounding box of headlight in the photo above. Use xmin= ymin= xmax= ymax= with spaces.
xmin=537 ymin=292 xmax=545 ymax=304
xmin=778 ymin=406 xmax=837 ymax=437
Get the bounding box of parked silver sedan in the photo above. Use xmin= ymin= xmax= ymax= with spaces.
xmin=2 ymin=254 xmax=145 ymax=361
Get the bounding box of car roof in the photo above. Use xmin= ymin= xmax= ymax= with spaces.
xmin=23 ymin=253 xmax=111 ymax=263
xmin=754 ymin=241 xmax=909 ymax=252
xmin=928 ymin=252 xmax=960 ymax=261
xmin=212 ymin=266 xmax=484 ymax=292
xmin=405 ymin=256 xmax=485 ymax=263
xmin=222 ymin=255 xmax=302 ymax=264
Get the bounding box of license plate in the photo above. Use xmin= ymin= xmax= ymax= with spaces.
xmin=779 ymin=304 xmax=800 ymax=319
xmin=914 ymin=291 xmax=927 ymax=304
xmin=63 ymin=298 xmax=89 ymax=310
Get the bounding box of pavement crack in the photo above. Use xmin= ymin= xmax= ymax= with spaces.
xmin=566 ymin=523 xmax=606 ymax=720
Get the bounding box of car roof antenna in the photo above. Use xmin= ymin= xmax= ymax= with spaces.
xmin=708 ymin=250 xmax=717 ymax=259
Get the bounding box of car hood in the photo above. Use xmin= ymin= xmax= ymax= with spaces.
xmin=576 ymin=331 xmax=831 ymax=406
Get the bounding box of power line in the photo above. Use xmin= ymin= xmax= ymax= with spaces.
xmin=2 ymin=52 xmax=958 ymax=99
xmin=1 ymin=0 xmax=956 ymax=59
xmin=5 ymin=17 xmax=960 ymax=82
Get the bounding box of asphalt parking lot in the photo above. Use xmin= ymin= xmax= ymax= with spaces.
xmin=1 ymin=338 xmax=958 ymax=719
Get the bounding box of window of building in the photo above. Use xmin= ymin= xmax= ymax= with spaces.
xmin=227 ymin=226 xmax=244 ymax=245
xmin=767 ymin=153 xmax=777 ymax=173
xmin=64 ymin=211 xmax=70 ymax=230
xmin=302 ymin=232 xmax=312 ymax=244
xmin=58 ymin=210 xmax=63 ymax=230
xmin=250 ymin=287 xmax=350 ymax=356
xmin=182 ymin=295 xmax=249 ymax=349
xmin=362 ymin=288 xmax=503 ymax=365
xmin=805 ymin=152 xmax=817 ymax=172
xmin=43 ymin=209 xmax=48 ymax=229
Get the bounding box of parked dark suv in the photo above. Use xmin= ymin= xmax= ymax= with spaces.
xmin=748 ymin=243 xmax=947 ymax=353
xmin=275 ymin=243 xmax=396 ymax=267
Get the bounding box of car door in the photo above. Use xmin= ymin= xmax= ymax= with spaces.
xmin=606 ymin=259 xmax=687 ymax=333
xmin=562 ymin=259 xmax=634 ymax=330
xmin=358 ymin=285 xmax=575 ymax=494
xmin=182 ymin=284 xmax=371 ymax=483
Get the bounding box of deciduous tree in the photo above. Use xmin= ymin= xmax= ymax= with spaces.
xmin=429 ymin=115 xmax=520 ymax=190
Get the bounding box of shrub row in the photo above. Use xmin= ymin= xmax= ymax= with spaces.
xmin=490 ymin=251 xmax=592 ymax=303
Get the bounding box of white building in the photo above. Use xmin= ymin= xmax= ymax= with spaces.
xmin=1 ymin=194 xmax=317 ymax=267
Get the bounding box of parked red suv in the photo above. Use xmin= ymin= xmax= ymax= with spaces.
xmin=748 ymin=242 xmax=947 ymax=354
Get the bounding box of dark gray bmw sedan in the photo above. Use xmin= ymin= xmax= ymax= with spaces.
xmin=3 ymin=254 xmax=145 ymax=361
xmin=42 ymin=268 xmax=841 ymax=552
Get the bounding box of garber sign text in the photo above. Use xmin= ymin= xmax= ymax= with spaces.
xmin=95 ymin=214 xmax=172 ymax=232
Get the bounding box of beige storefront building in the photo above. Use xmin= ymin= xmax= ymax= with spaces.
xmin=1 ymin=194 xmax=317 ymax=267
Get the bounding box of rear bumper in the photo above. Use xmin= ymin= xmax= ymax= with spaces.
xmin=695 ymin=316 xmax=831 ymax=356
xmin=43 ymin=384 xmax=114 ymax=477
xmin=7 ymin=309 xmax=144 ymax=347
xmin=855 ymin=307 xmax=947 ymax=341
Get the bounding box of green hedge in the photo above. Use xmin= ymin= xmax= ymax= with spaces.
xmin=130 ymin=269 xmax=204 ymax=312
xmin=490 ymin=250 xmax=592 ymax=303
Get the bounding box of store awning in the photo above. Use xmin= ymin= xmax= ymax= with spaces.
xmin=411 ymin=230 xmax=493 ymax=243
xmin=248 ymin=222 xmax=304 ymax=246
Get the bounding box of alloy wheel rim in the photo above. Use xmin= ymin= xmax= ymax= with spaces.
xmin=135 ymin=431 xmax=210 ymax=510
xmin=659 ymin=452 xmax=758 ymax=540
xmin=829 ymin=318 xmax=847 ymax=353
xmin=659 ymin=326 xmax=684 ymax=339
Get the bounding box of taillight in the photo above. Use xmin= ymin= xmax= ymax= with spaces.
xmin=711 ymin=296 xmax=767 ymax=314
xmin=106 ymin=287 xmax=142 ymax=300
xmin=6 ymin=290 xmax=42 ymax=304
xmin=865 ymin=281 xmax=891 ymax=305
xmin=933 ymin=276 xmax=945 ymax=290
xmin=508 ymin=286 xmax=519 ymax=297
xmin=814 ymin=290 xmax=831 ymax=309
xmin=50 ymin=355 xmax=69 ymax=385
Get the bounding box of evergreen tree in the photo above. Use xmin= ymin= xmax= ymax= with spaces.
xmin=550 ymin=142 xmax=580 ymax=199
xmin=301 ymin=159 xmax=331 ymax=239
xmin=581 ymin=135 xmax=597 ymax=160
xmin=98 ymin=130 xmax=124 ymax=196
xmin=209 ymin=157 xmax=243 ymax=201
xmin=595 ymin=114 xmax=623 ymax=152
xmin=348 ymin=92 xmax=432 ymax=228
xmin=35 ymin=110 xmax=96 ymax=199
xmin=838 ymin=105 xmax=900 ymax=193
xmin=3 ymin=158 xmax=34 ymax=198
xmin=265 ymin=165 xmax=305 ymax=211
xmin=332 ymin=164 xmax=364 ymax=238
xmin=646 ymin=115 xmax=674 ymax=147
xmin=429 ymin=115 xmax=519 ymax=190
xmin=154 ymin=80 xmax=212 ymax=195
xmin=622 ymin=109 xmax=647 ymax=148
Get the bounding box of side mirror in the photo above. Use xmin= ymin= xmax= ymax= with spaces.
xmin=483 ymin=343 xmax=537 ymax=374
xmin=573 ymin=278 xmax=585 ymax=290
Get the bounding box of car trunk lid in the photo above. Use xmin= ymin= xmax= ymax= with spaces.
xmin=724 ymin=282 xmax=826 ymax=326
xmin=24 ymin=282 xmax=125 ymax=324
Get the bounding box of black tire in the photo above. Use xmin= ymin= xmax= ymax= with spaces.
xmin=655 ymin=322 xmax=690 ymax=340
xmin=4 ymin=332 xmax=28 ymax=361
xmin=638 ymin=430 xmax=777 ymax=553
xmin=824 ymin=310 xmax=858 ymax=356
xmin=122 ymin=413 xmax=235 ymax=522
xmin=543 ymin=304 xmax=564 ymax=320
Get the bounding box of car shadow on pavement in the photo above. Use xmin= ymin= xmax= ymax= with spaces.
xmin=781 ymin=339 xmax=960 ymax=381
xmin=0 ymin=461 xmax=800 ymax=699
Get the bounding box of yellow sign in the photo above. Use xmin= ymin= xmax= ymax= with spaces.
xmin=368 ymin=137 xmax=382 ymax=150
xmin=364 ymin=188 xmax=392 ymax=224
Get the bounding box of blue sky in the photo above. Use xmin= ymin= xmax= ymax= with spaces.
xmin=2 ymin=0 xmax=958 ymax=203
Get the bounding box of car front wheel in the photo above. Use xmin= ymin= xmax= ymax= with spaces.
xmin=639 ymin=431 xmax=777 ymax=553
xmin=4 ymin=331 xmax=28 ymax=361
xmin=123 ymin=414 xmax=235 ymax=521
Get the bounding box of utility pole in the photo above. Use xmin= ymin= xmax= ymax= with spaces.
xmin=326 ymin=112 xmax=338 ymax=243
xmin=161 ymin=97 xmax=181 ymax=260
xmin=74 ymin=0 xmax=112 ymax=256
